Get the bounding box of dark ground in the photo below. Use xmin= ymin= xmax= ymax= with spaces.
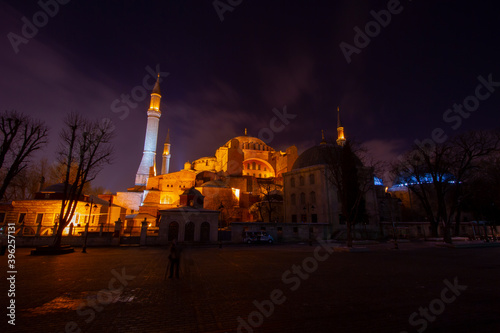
xmin=2 ymin=242 xmax=500 ymax=333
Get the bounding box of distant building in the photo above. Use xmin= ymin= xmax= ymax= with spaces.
xmin=0 ymin=183 xmax=128 ymax=236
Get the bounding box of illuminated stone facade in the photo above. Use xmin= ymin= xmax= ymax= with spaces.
xmin=120 ymin=79 xmax=298 ymax=226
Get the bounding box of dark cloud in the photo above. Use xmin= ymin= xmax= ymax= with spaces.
xmin=1 ymin=0 xmax=499 ymax=192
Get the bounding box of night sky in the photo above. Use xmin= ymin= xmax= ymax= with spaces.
xmin=1 ymin=0 xmax=499 ymax=192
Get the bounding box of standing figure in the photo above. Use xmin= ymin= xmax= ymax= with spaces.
xmin=168 ymin=239 xmax=181 ymax=278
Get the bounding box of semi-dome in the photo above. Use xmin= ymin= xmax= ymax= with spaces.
xmin=181 ymin=187 xmax=203 ymax=196
xmin=292 ymin=143 xmax=361 ymax=170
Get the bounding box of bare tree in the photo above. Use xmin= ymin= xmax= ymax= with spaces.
xmin=1 ymin=162 xmax=45 ymax=200
xmin=254 ymin=179 xmax=283 ymax=223
xmin=392 ymin=130 xmax=500 ymax=243
xmin=446 ymin=130 xmax=500 ymax=240
xmin=463 ymin=154 xmax=500 ymax=225
xmin=324 ymin=141 xmax=372 ymax=247
xmin=52 ymin=114 xmax=113 ymax=248
xmin=0 ymin=111 xmax=48 ymax=200
xmin=392 ymin=142 xmax=453 ymax=238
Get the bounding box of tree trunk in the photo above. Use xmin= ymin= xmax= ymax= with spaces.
xmin=443 ymin=223 xmax=453 ymax=244
xmin=346 ymin=221 xmax=353 ymax=247
xmin=52 ymin=217 xmax=68 ymax=248
xmin=430 ymin=221 xmax=439 ymax=238
xmin=454 ymin=209 xmax=462 ymax=236
xmin=52 ymin=228 xmax=63 ymax=248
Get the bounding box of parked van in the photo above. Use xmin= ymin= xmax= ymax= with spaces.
xmin=243 ymin=231 xmax=274 ymax=244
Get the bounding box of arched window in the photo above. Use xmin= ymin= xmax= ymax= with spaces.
xmin=168 ymin=221 xmax=179 ymax=241
xmin=185 ymin=222 xmax=195 ymax=241
xmin=299 ymin=176 xmax=305 ymax=186
xmin=252 ymin=162 xmax=256 ymax=170
xmin=291 ymin=193 xmax=296 ymax=206
xmin=290 ymin=177 xmax=295 ymax=187
xmin=258 ymin=165 xmax=261 ymax=170
xmin=200 ymin=222 xmax=210 ymax=242
xmin=310 ymin=191 xmax=316 ymax=205
xmin=309 ymin=174 xmax=315 ymax=185
xmin=300 ymin=192 xmax=306 ymax=205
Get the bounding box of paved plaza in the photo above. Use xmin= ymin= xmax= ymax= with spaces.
xmin=2 ymin=242 xmax=500 ymax=332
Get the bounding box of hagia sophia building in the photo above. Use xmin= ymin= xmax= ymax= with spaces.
xmin=112 ymin=75 xmax=299 ymax=227
xmin=111 ymin=74 xmax=384 ymax=232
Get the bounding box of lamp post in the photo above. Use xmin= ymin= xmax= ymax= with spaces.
xmin=107 ymin=197 xmax=112 ymax=233
xmin=218 ymin=203 xmax=224 ymax=248
xmin=82 ymin=199 xmax=97 ymax=253
xmin=391 ymin=200 xmax=400 ymax=250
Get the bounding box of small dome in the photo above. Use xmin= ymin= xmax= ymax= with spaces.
xmin=182 ymin=187 xmax=203 ymax=196
xmin=41 ymin=183 xmax=67 ymax=193
xmin=201 ymin=180 xmax=230 ymax=188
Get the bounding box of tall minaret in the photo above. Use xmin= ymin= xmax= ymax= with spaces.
xmin=161 ymin=129 xmax=171 ymax=175
xmin=336 ymin=106 xmax=346 ymax=147
xmin=135 ymin=74 xmax=162 ymax=186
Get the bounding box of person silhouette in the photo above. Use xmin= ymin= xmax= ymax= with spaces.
xmin=168 ymin=239 xmax=181 ymax=278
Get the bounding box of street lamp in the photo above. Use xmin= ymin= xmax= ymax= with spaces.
xmin=218 ymin=203 xmax=224 ymax=248
xmin=82 ymin=199 xmax=97 ymax=253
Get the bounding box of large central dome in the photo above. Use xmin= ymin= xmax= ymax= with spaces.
xmin=223 ymin=135 xmax=274 ymax=151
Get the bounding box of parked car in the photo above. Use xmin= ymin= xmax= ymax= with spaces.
xmin=243 ymin=231 xmax=274 ymax=244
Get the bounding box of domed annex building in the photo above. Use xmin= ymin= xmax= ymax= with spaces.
xmin=282 ymin=109 xmax=381 ymax=238
xmin=113 ymin=77 xmax=298 ymax=233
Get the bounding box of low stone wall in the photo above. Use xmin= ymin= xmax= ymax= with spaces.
xmin=14 ymin=234 xmax=114 ymax=248
xmin=380 ymin=222 xmax=499 ymax=240
xmin=231 ymin=222 xmax=333 ymax=243
xmin=9 ymin=218 xmax=218 ymax=248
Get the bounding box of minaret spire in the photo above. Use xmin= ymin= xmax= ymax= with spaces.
xmin=162 ymin=129 xmax=171 ymax=175
xmin=320 ymin=130 xmax=326 ymax=145
xmin=135 ymin=73 xmax=162 ymax=186
xmin=336 ymin=106 xmax=346 ymax=147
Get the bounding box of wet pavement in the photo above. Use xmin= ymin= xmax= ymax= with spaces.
xmin=2 ymin=242 xmax=500 ymax=332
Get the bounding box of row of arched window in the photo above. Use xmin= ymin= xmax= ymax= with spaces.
xmin=167 ymin=221 xmax=211 ymax=242
xmin=245 ymin=162 xmax=267 ymax=171
xmin=290 ymin=191 xmax=316 ymax=206
xmin=240 ymin=142 xmax=272 ymax=151
xmin=290 ymin=174 xmax=315 ymax=187
xmin=246 ymin=173 xmax=269 ymax=178
xmin=164 ymin=184 xmax=188 ymax=188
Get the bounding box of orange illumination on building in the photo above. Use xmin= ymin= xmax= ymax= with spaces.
xmin=232 ymin=188 xmax=240 ymax=201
